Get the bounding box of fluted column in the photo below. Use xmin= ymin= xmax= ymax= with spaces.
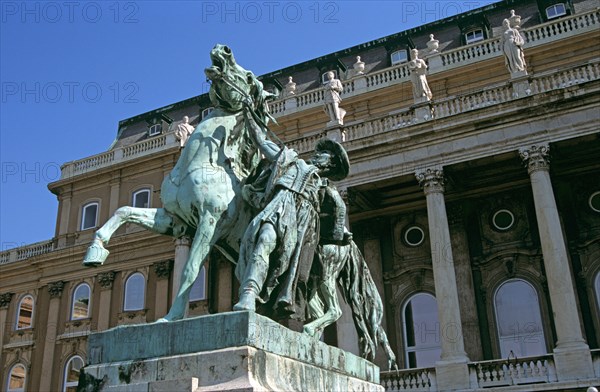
xmin=39 ymin=281 xmax=65 ymax=391
xmin=520 ymin=144 xmax=593 ymax=380
xmin=416 ymin=168 xmax=470 ymax=389
xmin=172 ymin=237 xmax=191 ymax=307
xmin=97 ymin=272 xmax=116 ymax=331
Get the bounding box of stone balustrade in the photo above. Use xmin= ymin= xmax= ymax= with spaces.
xmin=380 ymin=367 xmax=436 ymax=391
xmin=56 ymin=57 xmax=600 ymax=180
xmin=268 ymin=8 xmax=599 ymax=117
xmin=468 ymin=355 xmax=558 ymax=387
xmin=0 ymin=240 xmax=54 ymax=265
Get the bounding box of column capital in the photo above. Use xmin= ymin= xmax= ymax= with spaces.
xmin=97 ymin=271 xmax=116 ymax=290
xmin=519 ymin=144 xmax=550 ymax=174
xmin=0 ymin=292 xmax=14 ymax=308
xmin=416 ymin=168 xmax=445 ymax=195
xmin=48 ymin=281 xmax=65 ymax=298
xmin=154 ymin=260 xmax=173 ymax=280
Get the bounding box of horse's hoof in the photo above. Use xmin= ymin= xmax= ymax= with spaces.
xmin=82 ymin=239 xmax=109 ymax=267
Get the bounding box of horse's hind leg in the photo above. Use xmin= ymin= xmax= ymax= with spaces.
xmin=83 ymin=207 xmax=173 ymax=266
xmin=303 ymin=274 xmax=342 ymax=338
xmin=158 ymin=210 xmax=217 ymax=322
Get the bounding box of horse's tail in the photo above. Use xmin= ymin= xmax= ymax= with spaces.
xmin=338 ymin=241 xmax=396 ymax=368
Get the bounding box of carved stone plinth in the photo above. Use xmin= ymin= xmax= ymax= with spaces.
xmin=80 ymin=311 xmax=383 ymax=391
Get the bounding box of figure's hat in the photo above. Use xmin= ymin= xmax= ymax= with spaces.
xmin=315 ymin=138 xmax=350 ymax=181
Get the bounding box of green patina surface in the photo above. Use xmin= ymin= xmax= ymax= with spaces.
xmin=87 ymin=311 xmax=379 ymax=383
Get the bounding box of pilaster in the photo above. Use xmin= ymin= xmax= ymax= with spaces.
xmin=97 ymin=272 xmax=116 ymax=331
xmin=39 ymin=281 xmax=65 ymax=391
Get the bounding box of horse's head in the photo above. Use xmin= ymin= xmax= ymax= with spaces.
xmin=205 ymin=44 xmax=276 ymax=124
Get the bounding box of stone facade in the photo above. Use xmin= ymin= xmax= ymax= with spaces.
xmin=1 ymin=0 xmax=599 ymax=390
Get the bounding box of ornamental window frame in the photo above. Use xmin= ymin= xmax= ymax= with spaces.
xmin=6 ymin=363 xmax=27 ymax=392
xmin=123 ymin=272 xmax=146 ymax=312
xmin=545 ymin=3 xmax=567 ymax=19
xmin=402 ymin=292 xmax=441 ymax=369
xmin=70 ymin=283 xmax=91 ymax=320
xmin=493 ymin=278 xmax=548 ymax=358
xmin=15 ymin=294 xmax=34 ymax=330
xmin=80 ymin=201 xmax=99 ymax=231
xmin=132 ymin=188 xmax=151 ymax=208
xmin=62 ymin=355 xmax=84 ymax=392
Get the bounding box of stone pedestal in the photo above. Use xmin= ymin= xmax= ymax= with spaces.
xmin=80 ymin=311 xmax=383 ymax=391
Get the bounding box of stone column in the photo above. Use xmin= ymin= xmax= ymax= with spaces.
xmin=416 ymin=168 xmax=470 ymax=389
xmin=154 ymin=261 xmax=172 ymax=319
xmin=39 ymin=281 xmax=65 ymax=391
xmin=173 ymin=237 xmax=191 ymax=307
xmin=97 ymin=272 xmax=116 ymax=331
xmin=520 ymin=144 xmax=593 ymax=380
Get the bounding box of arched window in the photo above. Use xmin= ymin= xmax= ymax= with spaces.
xmin=81 ymin=202 xmax=98 ymax=230
xmin=189 ymin=266 xmax=207 ymax=302
xmin=71 ymin=283 xmax=90 ymax=320
xmin=63 ymin=355 xmax=84 ymax=392
xmin=124 ymin=273 xmax=145 ymax=311
xmin=402 ymin=293 xmax=441 ymax=368
xmin=7 ymin=363 xmax=26 ymax=392
xmin=132 ymin=188 xmax=151 ymax=208
xmin=16 ymin=295 xmax=34 ymax=330
xmin=494 ymin=279 xmax=547 ymax=358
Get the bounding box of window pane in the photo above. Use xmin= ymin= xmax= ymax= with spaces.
xmin=391 ymin=50 xmax=407 ymax=64
xmin=124 ymin=273 xmax=145 ymax=311
xmin=495 ymin=280 xmax=547 ymax=357
xmin=8 ymin=364 xmax=26 ymax=391
xmin=71 ymin=284 xmax=90 ymax=320
xmin=189 ymin=266 xmax=206 ymax=301
xmin=133 ymin=190 xmax=150 ymax=208
xmin=403 ymin=293 xmax=440 ymax=368
xmin=82 ymin=204 xmax=97 ymax=230
xmin=17 ymin=296 xmax=33 ymax=329
xmin=64 ymin=356 xmax=84 ymax=392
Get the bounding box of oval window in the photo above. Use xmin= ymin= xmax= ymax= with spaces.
xmin=492 ymin=209 xmax=515 ymax=231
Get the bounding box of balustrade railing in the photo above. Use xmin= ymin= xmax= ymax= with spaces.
xmin=381 ymin=368 xmax=435 ymax=391
xmin=469 ymin=355 xmax=558 ymax=388
xmin=0 ymin=240 xmax=54 ymax=265
xmin=122 ymin=133 xmax=168 ymax=158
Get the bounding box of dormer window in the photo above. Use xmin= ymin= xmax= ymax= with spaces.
xmin=465 ymin=29 xmax=484 ymax=44
xmin=202 ymin=107 xmax=214 ymax=119
xmin=148 ymin=124 xmax=162 ymax=136
xmin=391 ymin=50 xmax=408 ymax=65
xmin=546 ymin=3 xmax=566 ymax=19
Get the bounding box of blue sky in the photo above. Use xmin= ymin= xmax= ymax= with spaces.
xmin=0 ymin=0 xmax=497 ymax=249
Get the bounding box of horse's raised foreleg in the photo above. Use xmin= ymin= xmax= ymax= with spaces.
xmin=157 ymin=210 xmax=217 ymax=322
xmin=83 ymin=207 xmax=174 ymax=267
xmin=303 ymin=274 xmax=342 ymax=338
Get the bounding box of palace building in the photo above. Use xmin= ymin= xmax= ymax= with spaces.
xmin=1 ymin=0 xmax=599 ymax=390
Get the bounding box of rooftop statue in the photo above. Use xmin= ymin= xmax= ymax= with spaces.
xmin=501 ymin=18 xmax=527 ymax=76
xmin=174 ymin=115 xmax=194 ymax=147
xmin=323 ymin=71 xmax=346 ymax=125
xmin=408 ymin=48 xmax=433 ymax=103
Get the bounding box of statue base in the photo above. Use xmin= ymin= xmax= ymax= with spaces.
xmin=79 ymin=311 xmax=383 ymax=391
